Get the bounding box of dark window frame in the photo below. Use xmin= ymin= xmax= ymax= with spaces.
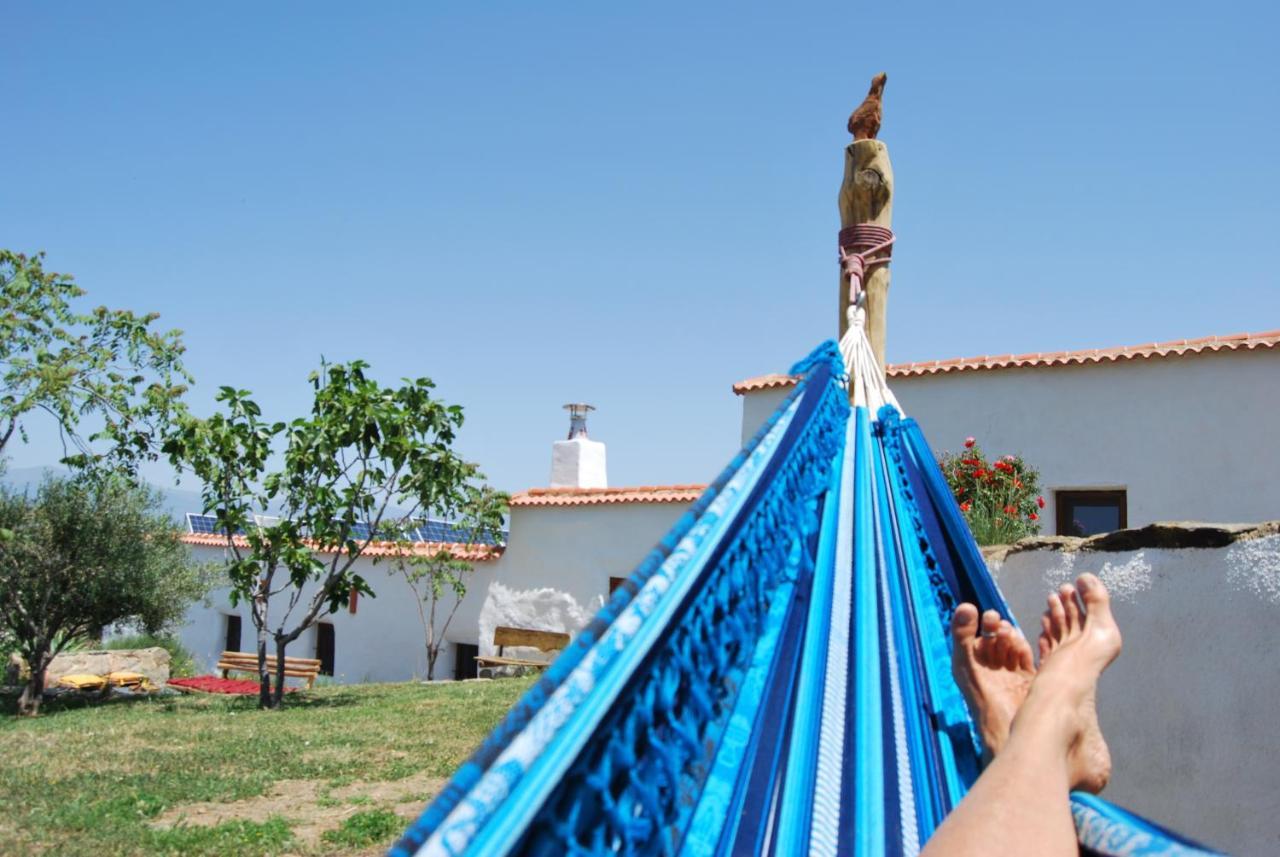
xmin=224 ymin=614 xmax=242 ymax=653
xmin=454 ymin=642 xmax=479 ymax=681
xmin=1056 ymin=490 xmax=1128 ymax=537
xmin=315 ymin=622 xmax=336 ymax=676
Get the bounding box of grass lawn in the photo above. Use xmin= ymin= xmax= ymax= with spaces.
xmin=0 ymin=677 xmax=535 ymax=856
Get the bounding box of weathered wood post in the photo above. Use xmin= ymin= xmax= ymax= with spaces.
xmin=839 ymin=73 xmax=895 ymax=383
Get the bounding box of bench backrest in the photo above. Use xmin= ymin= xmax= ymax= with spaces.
xmin=492 ymin=626 xmax=570 ymax=653
xmin=218 ymin=651 xmax=322 ymax=673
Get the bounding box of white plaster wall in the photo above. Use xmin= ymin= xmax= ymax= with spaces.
xmin=466 ymin=502 xmax=692 ymax=656
xmin=176 ymin=544 xmax=478 ymax=683
xmin=990 ymin=536 xmax=1280 ymax=855
xmin=739 ymin=387 xmax=791 ymax=446
xmin=740 ymin=350 xmax=1280 ymax=529
xmin=177 ymin=500 xmax=692 ymax=682
xmin=893 ymin=350 xmax=1280 ymax=529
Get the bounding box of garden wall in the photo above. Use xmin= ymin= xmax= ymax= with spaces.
xmin=986 ymin=522 xmax=1280 ymax=855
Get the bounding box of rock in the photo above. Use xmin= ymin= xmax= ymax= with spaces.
xmin=478 ymin=582 xmax=594 ymax=658
xmin=44 ymin=647 xmax=171 ymax=687
xmin=988 ymin=520 xmax=1280 ymax=561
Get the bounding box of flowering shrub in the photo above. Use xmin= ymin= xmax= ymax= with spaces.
xmin=939 ymin=436 xmax=1045 ymax=546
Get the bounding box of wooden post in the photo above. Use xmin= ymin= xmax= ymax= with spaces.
xmin=837 ymin=139 xmax=894 ymax=377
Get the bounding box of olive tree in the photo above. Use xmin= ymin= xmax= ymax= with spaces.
xmin=0 ymin=477 xmax=210 ymax=716
xmin=163 ymin=361 xmax=498 ymax=708
xmin=0 ymin=250 xmax=189 ymax=474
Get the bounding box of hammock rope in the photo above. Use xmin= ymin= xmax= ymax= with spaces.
xmin=391 ymin=272 xmax=1225 ymax=856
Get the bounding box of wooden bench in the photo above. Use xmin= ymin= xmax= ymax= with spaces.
xmin=474 ymin=626 xmax=570 ymax=672
xmin=216 ymin=651 xmax=323 ymax=690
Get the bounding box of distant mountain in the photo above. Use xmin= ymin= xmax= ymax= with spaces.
xmin=1 ymin=465 xmax=205 ymax=524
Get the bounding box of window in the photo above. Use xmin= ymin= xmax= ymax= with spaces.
xmin=608 ymin=577 xmax=627 ymax=596
xmin=315 ymin=622 xmax=335 ymax=676
xmin=1056 ymin=490 xmax=1127 ymax=537
xmin=224 ymin=614 xmax=242 ymax=653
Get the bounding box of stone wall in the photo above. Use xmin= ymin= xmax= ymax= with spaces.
xmin=986 ymin=522 xmax=1280 ymax=855
xmin=43 ymin=647 xmax=171 ymax=687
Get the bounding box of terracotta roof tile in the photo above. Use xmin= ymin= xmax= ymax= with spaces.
xmin=733 ymin=329 xmax=1280 ymax=392
xmin=730 ymin=373 xmax=800 ymax=395
xmin=509 ymin=484 xmax=707 ymax=507
xmin=179 ymin=532 xmax=502 ymax=561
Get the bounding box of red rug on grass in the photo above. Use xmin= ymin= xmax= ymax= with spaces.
xmin=169 ymin=675 xmax=298 ymax=695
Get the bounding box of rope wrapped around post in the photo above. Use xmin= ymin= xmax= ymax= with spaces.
xmin=838 ymin=223 xmax=895 ymax=326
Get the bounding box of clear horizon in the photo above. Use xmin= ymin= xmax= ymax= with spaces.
xmin=5 ymin=2 xmax=1277 ymax=495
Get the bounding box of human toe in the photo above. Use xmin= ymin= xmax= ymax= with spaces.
xmin=1047 ymin=592 xmax=1066 ymax=638
xmin=1076 ymin=573 xmax=1113 ymax=620
xmin=1058 ymin=584 xmax=1082 ymax=631
xmin=952 ymin=603 xmax=980 ymax=645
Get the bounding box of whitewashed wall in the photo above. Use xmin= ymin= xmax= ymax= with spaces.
xmin=739 ymin=387 xmax=791 ymax=447
xmin=178 ymin=544 xmax=502 ymax=683
xmin=465 ymin=502 xmax=692 ymax=657
xmin=740 ymin=350 xmax=1280 ymax=529
xmin=177 ymin=500 xmax=692 ymax=683
xmin=894 ymin=350 xmax=1280 ymax=529
xmin=990 ymin=531 xmax=1280 ymax=855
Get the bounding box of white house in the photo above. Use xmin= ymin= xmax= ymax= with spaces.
xmin=735 ymin=329 xmax=1280 ymax=534
xmin=177 ymin=327 xmax=1279 ymax=682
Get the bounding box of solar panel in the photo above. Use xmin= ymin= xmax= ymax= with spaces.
xmin=186 ymin=513 xmax=505 ymax=545
xmin=186 ymin=513 xmax=219 ymax=534
xmin=417 ymin=519 xmax=506 ymax=545
xmin=185 ymin=513 xmax=244 ymax=535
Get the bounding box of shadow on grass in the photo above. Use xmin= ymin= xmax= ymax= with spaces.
xmin=0 ymin=685 xmax=364 ymax=718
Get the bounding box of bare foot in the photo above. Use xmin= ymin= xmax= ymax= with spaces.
xmin=951 ymin=603 xmax=1036 ymax=761
xmin=1026 ymin=572 xmax=1123 ymax=793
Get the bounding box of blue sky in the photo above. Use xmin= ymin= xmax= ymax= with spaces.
xmin=4 ymin=2 xmax=1277 ymax=496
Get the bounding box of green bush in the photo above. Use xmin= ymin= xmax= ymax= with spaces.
xmin=105 ymin=633 xmax=198 ymax=678
xmin=321 ymin=808 xmax=402 ymax=847
xmin=939 ymin=437 xmax=1045 ymax=546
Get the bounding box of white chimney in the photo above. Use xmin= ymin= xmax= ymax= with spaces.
xmin=550 ymin=403 xmax=607 ymax=488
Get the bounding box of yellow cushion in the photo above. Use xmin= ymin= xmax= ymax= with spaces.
xmin=105 ymin=671 xmax=146 ymax=686
xmin=57 ymin=674 xmax=107 ymax=690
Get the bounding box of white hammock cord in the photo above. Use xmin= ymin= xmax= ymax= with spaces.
xmin=839 ymin=301 xmax=901 ymax=414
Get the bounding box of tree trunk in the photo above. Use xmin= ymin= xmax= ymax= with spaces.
xmin=17 ymin=650 xmax=49 ymax=717
xmin=426 ymin=645 xmax=437 ymax=682
xmin=256 ymin=623 xmax=272 ymax=710
xmin=269 ymin=637 xmax=289 ymax=709
xmin=838 ymin=139 xmax=895 ymax=381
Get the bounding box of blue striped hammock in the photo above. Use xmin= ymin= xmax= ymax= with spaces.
xmin=391 ymin=340 xmax=1223 ymax=857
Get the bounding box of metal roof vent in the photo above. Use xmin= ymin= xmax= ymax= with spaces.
xmin=564 ymin=403 xmax=595 ymax=440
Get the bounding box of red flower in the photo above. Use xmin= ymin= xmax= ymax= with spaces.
xmin=975 ymin=469 xmax=987 ymax=479
xmin=964 ymin=437 xmax=976 ymax=449
xmin=1029 ymin=512 xmax=1039 ymax=521
xmin=1037 ymin=496 xmax=1046 ymax=509
xmin=1003 ymin=504 xmax=1017 ymax=516
xmin=1013 ymin=478 xmax=1023 ymax=488
xmin=960 ymin=501 xmax=971 ymax=512
xmin=962 ymin=458 xmax=981 ymax=467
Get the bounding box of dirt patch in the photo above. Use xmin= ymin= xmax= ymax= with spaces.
xmin=152 ymin=771 xmax=443 ymax=850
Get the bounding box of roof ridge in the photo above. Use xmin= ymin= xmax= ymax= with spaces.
xmin=510 ymin=484 xmax=707 ymax=507
xmin=733 ymin=328 xmax=1280 ymax=391
xmin=179 ymin=532 xmax=503 ymax=561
